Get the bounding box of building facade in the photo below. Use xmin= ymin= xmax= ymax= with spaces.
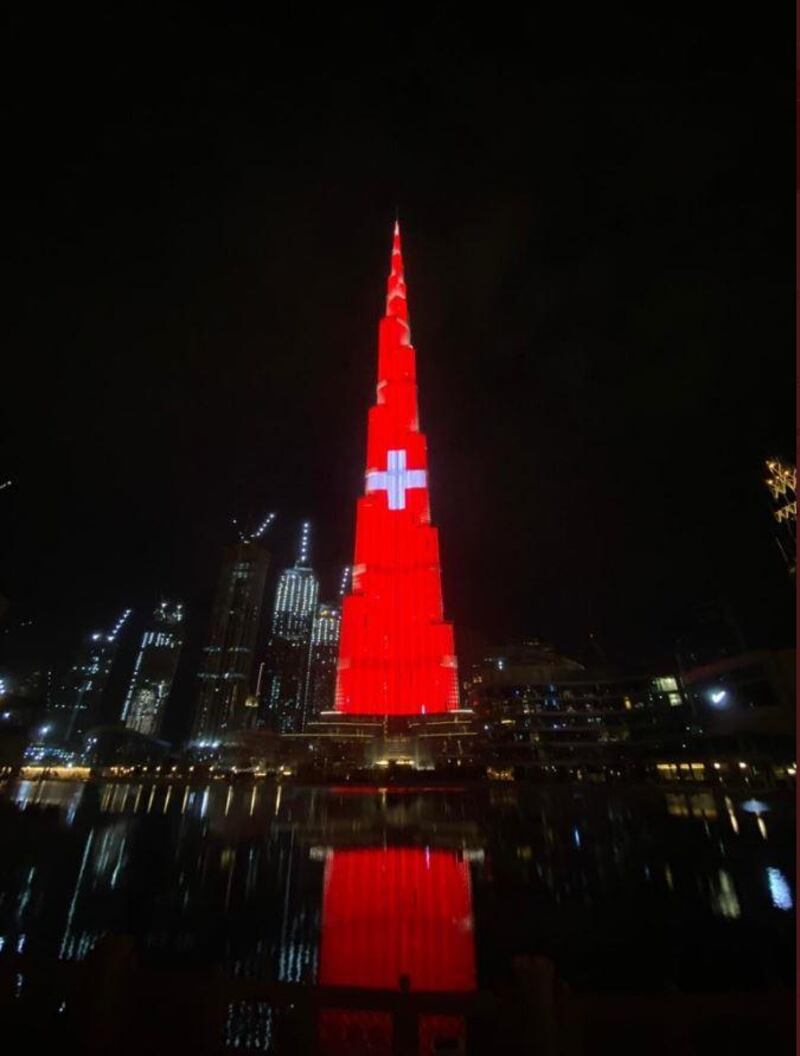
xmin=52 ymin=609 xmax=132 ymax=739
xmin=193 ymin=537 xmax=271 ymax=743
xmin=121 ymin=601 xmax=184 ymax=737
xmin=263 ymin=522 xmax=319 ymax=733
xmin=681 ymin=649 xmax=795 ymax=766
xmin=304 ymin=602 xmax=341 ymax=727
xmin=466 ymin=640 xmax=688 ymax=774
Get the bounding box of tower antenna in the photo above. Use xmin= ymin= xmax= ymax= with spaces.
xmin=297 ymin=520 xmax=311 ymax=567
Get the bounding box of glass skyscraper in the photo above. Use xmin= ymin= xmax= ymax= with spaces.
xmin=303 ymin=602 xmax=342 ymax=727
xmin=53 ymin=609 xmax=132 ymax=739
xmin=263 ymin=522 xmax=319 ymax=733
xmin=193 ymin=533 xmax=272 ymax=743
xmin=122 ymin=601 xmax=184 ymax=738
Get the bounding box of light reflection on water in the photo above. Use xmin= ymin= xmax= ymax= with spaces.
xmin=0 ymin=779 xmax=794 ymax=993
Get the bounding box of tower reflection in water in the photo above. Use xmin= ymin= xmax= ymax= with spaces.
xmin=318 ymin=846 xmax=476 ymax=1055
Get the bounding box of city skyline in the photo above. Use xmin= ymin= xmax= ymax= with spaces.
xmin=3 ymin=13 xmax=793 ymax=685
xmin=0 ymin=8 xmax=793 ymax=1051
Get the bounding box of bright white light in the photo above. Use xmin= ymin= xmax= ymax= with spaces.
xmin=766 ymin=867 xmax=793 ymax=911
xmin=708 ymin=688 xmax=728 ymax=707
xmin=365 ymin=449 xmax=427 ymax=510
xmin=39 ymin=725 xmax=51 ymax=736
xmin=740 ymin=799 xmax=770 ymax=814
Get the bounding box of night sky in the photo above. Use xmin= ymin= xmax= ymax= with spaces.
xmin=3 ymin=7 xmax=794 ymax=731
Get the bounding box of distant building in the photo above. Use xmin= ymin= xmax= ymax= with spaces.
xmin=82 ymin=724 xmax=171 ymax=767
xmin=466 ymin=640 xmax=687 ymax=773
xmin=122 ymin=601 xmax=184 ymax=737
xmin=51 ymin=610 xmax=132 ymax=739
xmin=681 ymin=649 xmax=795 ymax=765
xmin=263 ymin=522 xmax=319 ymax=733
xmin=304 ymin=602 xmax=342 ymax=727
xmin=192 ymin=524 xmax=273 ymax=743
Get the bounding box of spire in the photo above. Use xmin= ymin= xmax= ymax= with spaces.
xmin=386 ymin=220 xmax=408 ymax=323
xmin=297 ymin=520 xmax=311 ymax=567
xmin=338 ymin=565 xmax=351 ymax=599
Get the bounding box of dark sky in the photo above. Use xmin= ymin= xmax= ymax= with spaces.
xmin=3 ymin=7 xmax=794 ymax=696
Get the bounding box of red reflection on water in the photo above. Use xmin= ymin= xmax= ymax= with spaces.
xmin=319 ymin=847 xmax=476 ymax=992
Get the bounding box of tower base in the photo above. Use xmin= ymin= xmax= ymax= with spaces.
xmin=291 ymin=710 xmax=476 ymax=771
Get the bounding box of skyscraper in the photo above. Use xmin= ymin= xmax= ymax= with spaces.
xmin=304 ymin=602 xmax=341 ymax=727
xmin=263 ymin=522 xmax=319 ymax=732
xmin=192 ymin=516 xmax=274 ymax=743
xmin=302 ymin=566 xmax=348 ymax=728
xmin=335 ymin=223 xmax=459 ymax=716
xmin=55 ymin=609 xmax=132 ymax=739
xmin=122 ymin=601 xmax=184 ymax=738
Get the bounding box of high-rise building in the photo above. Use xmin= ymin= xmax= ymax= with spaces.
xmin=53 ymin=609 xmax=132 ymax=739
xmin=335 ymin=223 xmax=459 ymax=716
xmin=304 ymin=603 xmax=341 ymax=728
xmin=121 ymin=601 xmax=184 ymax=738
xmin=192 ymin=516 xmax=274 ymax=743
xmin=263 ymin=522 xmax=319 ymax=732
xmin=302 ymin=567 xmax=348 ymax=729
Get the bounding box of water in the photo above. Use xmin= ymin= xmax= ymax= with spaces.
xmin=0 ymin=779 xmax=794 ymax=996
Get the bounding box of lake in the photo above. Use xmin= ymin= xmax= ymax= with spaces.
xmin=0 ymin=778 xmax=793 ymax=1000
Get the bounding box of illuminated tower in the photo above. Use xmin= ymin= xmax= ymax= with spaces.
xmin=263 ymin=521 xmax=319 ymax=732
xmin=335 ymin=223 xmax=459 ymax=716
xmin=122 ymin=600 xmax=184 ymax=737
xmin=192 ymin=514 xmax=274 ymax=743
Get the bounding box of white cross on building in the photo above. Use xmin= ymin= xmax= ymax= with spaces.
xmin=365 ymin=449 xmax=427 ymax=510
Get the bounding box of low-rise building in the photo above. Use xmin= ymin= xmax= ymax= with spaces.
xmin=466 ymin=640 xmax=688 ymax=775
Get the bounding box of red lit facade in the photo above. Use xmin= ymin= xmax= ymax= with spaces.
xmin=335 ymin=224 xmax=459 ymax=715
xmin=319 ymin=847 xmax=476 ymax=992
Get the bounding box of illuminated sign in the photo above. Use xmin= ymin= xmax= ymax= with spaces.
xmin=365 ymin=448 xmax=427 ymax=510
xmin=335 ymin=224 xmax=459 ymax=716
